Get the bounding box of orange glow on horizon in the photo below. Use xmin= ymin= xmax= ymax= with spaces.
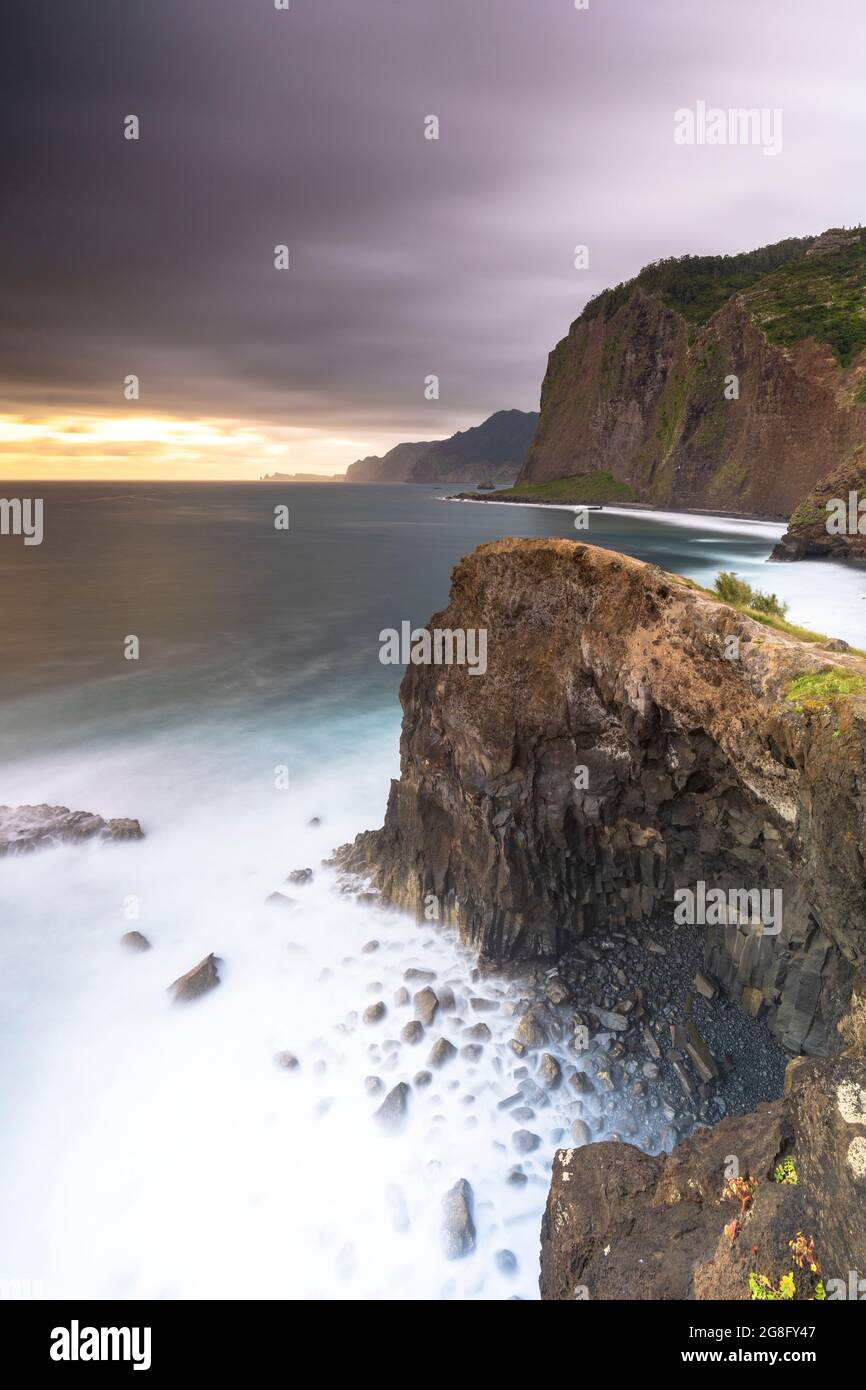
xmin=0 ymin=411 xmax=395 ymax=481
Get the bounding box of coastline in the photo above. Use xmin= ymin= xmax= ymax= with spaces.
xmin=442 ymin=493 xmax=788 ymax=541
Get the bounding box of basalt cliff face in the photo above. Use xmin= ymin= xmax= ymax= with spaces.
xmin=518 ymin=230 xmax=866 ymax=537
xmin=337 ymin=538 xmax=866 ymax=1057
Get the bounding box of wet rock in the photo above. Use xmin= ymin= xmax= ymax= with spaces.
xmin=274 ymin=1051 xmax=299 ymax=1070
xmin=374 ymin=1082 xmax=410 ymax=1133
xmin=404 ymin=967 xmax=436 ymax=983
xmin=513 ymin=1008 xmax=547 ymax=1051
xmin=470 ymin=997 xmax=499 ymax=1013
xmin=265 ymin=891 xmax=298 ymax=910
xmin=0 ymin=803 xmax=144 ymax=855
xmin=393 ymin=986 xmax=410 ymax=1006
xmin=569 ymin=1071 xmax=594 ymax=1096
xmin=361 ymin=940 xmax=380 ymax=954
xmin=169 ymin=953 xmax=221 ymax=1003
xmin=464 ymin=1022 xmax=492 ymax=1042
xmin=428 ymin=1037 xmax=457 ymax=1069
xmin=518 ymin=1078 xmax=547 ymax=1108
xmin=495 ymin=1249 xmax=518 ymax=1276
xmin=512 ymin=1129 xmax=541 ymax=1154
xmin=544 ymin=975 xmax=570 ymax=1006
xmin=590 ymin=1007 xmax=628 ymax=1032
xmin=497 ymin=1092 xmax=522 ymax=1110
xmin=460 ymin=1043 xmax=483 ymax=1062
xmin=364 ymin=1075 xmax=383 ymax=1095
xmin=437 ymin=985 xmax=456 ymax=1012
xmin=401 ymin=1020 xmax=425 ymax=1045
xmin=512 ymin=1106 xmax=535 ymax=1122
xmin=685 ymin=1022 xmax=720 ymax=1083
xmin=413 ymin=1070 xmax=433 ymax=1088
xmin=307 ymin=816 xmax=321 ymax=827
xmin=571 ymin=1119 xmax=591 ymax=1145
xmin=121 ymin=931 xmax=150 ymax=952
xmin=286 ymin=867 xmax=313 ymax=885
xmin=414 ymin=986 xmax=439 ymax=1026
xmin=641 ymin=1024 xmax=662 ymax=1060
xmin=386 ymin=1184 xmax=410 ymax=1234
xmin=693 ymin=972 xmax=719 ymax=1001
xmin=441 ymin=1178 xmax=476 ymax=1259
xmin=507 ymin=1166 xmax=528 ymax=1187
xmin=363 ymin=1001 xmax=387 ymax=1025
xmin=540 ymin=1054 xmax=562 ymax=1090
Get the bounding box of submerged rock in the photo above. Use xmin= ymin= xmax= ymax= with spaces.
xmin=441 ymin=1178 xmax=476 ymax=1260
xmin=374 ymin=1082 xmax=410 ymax=1133
xmin=275 ymin=1051 xmax=300 ymax=1070
xmin=413 ymin=986 xmax=439 ymax=1026
xmin=121 ymin=931 xmax=151 ymax=952
xmin=428 ymin=1037 xmax=457 ymax=1069
xmin=265 ymin=891 xmax=298 ymax=911
xmin=286 ymin=867 xmax=313 ymax=885
xmin=169 ymin=953 xmax=221 ymax=1003
xmin=0 ymin=803 xmax=143 ymax=856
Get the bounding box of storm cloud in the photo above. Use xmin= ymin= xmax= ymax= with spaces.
xmin=2 ymin=0 xmax=865 ymax=468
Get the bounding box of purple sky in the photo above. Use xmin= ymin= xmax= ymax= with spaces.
xmin=2 ymin=0 xmax=865 ymax=475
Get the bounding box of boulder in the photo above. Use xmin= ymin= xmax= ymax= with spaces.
xmin=413 ymin=986 xmax=439 ymax=1026
xmin=168 ymin=953 xmax=221 ymax=1003
xmin=374 ymin=1082 xmax=410 ymax=1133
xmin=441 ymin=1178 xmax=476 ymax=1260
xmin=121 ymin=931 xmax=150 ymax=952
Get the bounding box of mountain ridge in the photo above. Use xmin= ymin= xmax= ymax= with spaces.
xmin=346 ymin=409 xmax=539 ymax=485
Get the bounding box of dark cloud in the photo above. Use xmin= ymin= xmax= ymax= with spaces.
xmin=2 ymin=0 xmax=865 ymax=453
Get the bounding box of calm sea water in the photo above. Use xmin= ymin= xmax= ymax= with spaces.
xmin=0 ymin=482 xmax=861 ymax=1300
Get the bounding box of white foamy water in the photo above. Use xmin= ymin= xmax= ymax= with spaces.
xmin=0 ymin=716 xmax=593 ymax=1301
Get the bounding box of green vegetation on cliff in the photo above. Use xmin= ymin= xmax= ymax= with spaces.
xmin=582 ymin=236 xmax=810 ymax=329
xmin=462 ymin=471 xmax=634 ymax=504
xmin=744 ymin=229 xmax=866 ymax=367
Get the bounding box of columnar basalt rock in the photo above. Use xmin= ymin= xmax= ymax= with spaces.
xmin=336 ymin=538 xmax=866 ymax=1056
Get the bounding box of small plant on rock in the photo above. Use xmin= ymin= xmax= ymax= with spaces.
xmin=772 ymin=1155 xmax=799 ymax=1185
xmin=724 ymin=1174 xmax=757 ymax=1217
xmin=749 ymin=1271 xmax=796 ymax=1300
xmin=789 ymin=1232 xmax=821 ymax=1275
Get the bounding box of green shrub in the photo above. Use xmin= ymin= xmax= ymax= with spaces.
xmin=713 ymin=571 xmax=789 ymax=618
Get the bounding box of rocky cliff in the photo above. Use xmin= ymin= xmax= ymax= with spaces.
xmin=518 ymin=229 xmax=866 ymax=530
xmin=337 ymin=538 xmax=866 ymax=1057
xmin=346 ymin=409 xmax=538 ymax=485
